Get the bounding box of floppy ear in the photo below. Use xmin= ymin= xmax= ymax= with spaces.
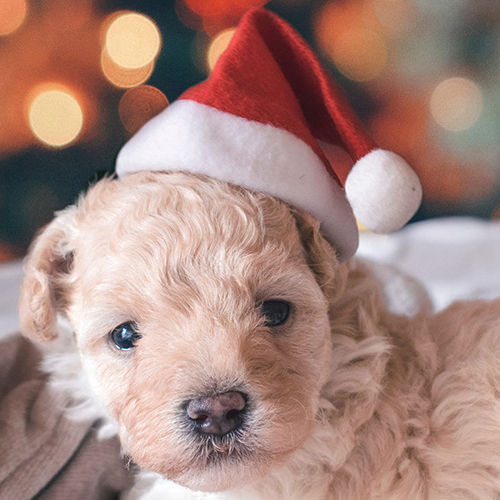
xmin=19 ymin=206 xmax=77 ymax=342
xmin=291 ymin=209 xmax=349 ymax=304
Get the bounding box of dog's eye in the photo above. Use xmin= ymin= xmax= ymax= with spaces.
xmin=260 ymin=300 xmax=290 ymax=327
xmin=110 ymin=322 xmax=141 ymax=350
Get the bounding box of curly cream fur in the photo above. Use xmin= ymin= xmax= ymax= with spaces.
xmin=19 ymin=171 xmax=500 ymax=499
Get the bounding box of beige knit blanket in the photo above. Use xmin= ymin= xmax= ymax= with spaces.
xmin=0 ymin=334 xmax=133 ymax=500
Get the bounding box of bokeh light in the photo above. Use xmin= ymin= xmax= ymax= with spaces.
xmin=183 ymin=0 xmax=231 ymax=17
xmin=101 ymin=48 xmax=154 ymax=88
xmin=315 ymin=1 xmax=387 ymax=81
xmin=44 ymin=0 xmax=93 ymax=33
xmin=207 ymin=28 xmax=235 ymax=71
xmin=0 ymin=0 xmax=27 ymax=36
xmin=373 ymin=0 xmax=417 ymax=35
xmin=105 ymin=12 xmax=161 ymax=70
xmin=175 ymin=0 xmax=204 ymax=32
xmin=332 ymin=27 xmax=387 ymax=81
xmin=28 ymin=86 xmax=84 ymax=147
xmin=183 ymin=0 xmax=266 ymax=18
xmin=178 ymin=0 xmax=268 ymax=35
xmin=119 ymin=85 xmax=169 ymax=135
xmin=430 ymin=77 xmax=483 ymax=132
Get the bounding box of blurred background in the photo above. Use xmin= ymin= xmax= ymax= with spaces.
xmin=1 ymin=0 xmax=499 ymax=262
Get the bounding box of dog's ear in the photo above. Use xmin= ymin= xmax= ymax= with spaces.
xmin=292 ymin=209 xmax=348 ymax=304
xmin=19 ymin=207 xmax=77 ymax=342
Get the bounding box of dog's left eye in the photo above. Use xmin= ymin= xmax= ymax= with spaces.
xmin=260 ymin=300 xmax=291 ymax=327
xmin=110 ymin=322 xmax=141 ymax=350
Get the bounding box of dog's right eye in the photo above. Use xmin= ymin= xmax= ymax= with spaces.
xmin=110 ymin=322 xmax=141 ymax=350
xmin=260 ymin=300 xmax=291 ymax=327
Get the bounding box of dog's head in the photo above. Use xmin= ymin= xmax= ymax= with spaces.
xmin=19 ymin=171 xmax=349 ymax=491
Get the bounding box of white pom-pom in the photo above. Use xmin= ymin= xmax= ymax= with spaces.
xmin=345 ymin=149 xmax=422 ymax=234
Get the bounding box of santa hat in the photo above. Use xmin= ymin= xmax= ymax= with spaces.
xmin=115 ymin=8 xmax=422 ymax=263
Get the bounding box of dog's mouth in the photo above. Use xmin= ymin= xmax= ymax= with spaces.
xmin=190 ymin=423 xmax=255 ymax=465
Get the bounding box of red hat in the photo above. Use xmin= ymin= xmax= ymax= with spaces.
xmin=116 ymin=8 xmax=422 ymax=263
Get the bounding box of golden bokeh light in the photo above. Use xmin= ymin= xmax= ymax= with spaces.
xmin=331 ymin=27 xmax=387 ymax=82
xmin=315 ymin=1 xmax=387 ymax=82
xmin=28 ymin=86 xmax=84 ymax=147
xmin=430 ymin=77 xmax=483 ymax=132
xmin=316 ymin=1 xmax=379 ymax=52
xmin=0 ymin=0 xmax=27 ymax=36
xmin=105 ymin=12 xmax=161 ymax=69
xmin=119 ymin=85 xmax=169 ymax=135
xmin=47 ymin=0 xmax=93 ymax=33
xmin=101 ymin=48 xmax=154 ymax=88
xmin=207 ymin=28 xmax=235 ymax=72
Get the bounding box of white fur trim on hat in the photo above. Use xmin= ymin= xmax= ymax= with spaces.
xmin=345 ymin=149 xmax=422 ymax=234
xmin=116 ymin=99 xmax=359 ymax=262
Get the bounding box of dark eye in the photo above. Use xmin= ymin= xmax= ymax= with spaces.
xmin=260 ymin=300 xmax=290 ymax=327
xmin=110 ymin=322 xmax=141 ymax=350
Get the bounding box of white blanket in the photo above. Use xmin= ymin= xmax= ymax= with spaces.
xmin=357 ymin=217 xmax=500 ymax=311
xmin=2 ymin=217 xmax=500 ymax=338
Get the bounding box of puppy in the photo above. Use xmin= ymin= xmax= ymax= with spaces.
xmin=19 ymin=171 xmax=500 ymax=499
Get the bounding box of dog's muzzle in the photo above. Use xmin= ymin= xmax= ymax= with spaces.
xmin=185 ymin=390 xmax=248 ymax=436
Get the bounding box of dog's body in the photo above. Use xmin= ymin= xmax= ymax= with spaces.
xmin=19 ymin=172 xmax=500 ymax=499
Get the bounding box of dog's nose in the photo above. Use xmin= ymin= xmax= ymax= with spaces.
xmin=186 ymin=391 xmax=247 ymax=436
